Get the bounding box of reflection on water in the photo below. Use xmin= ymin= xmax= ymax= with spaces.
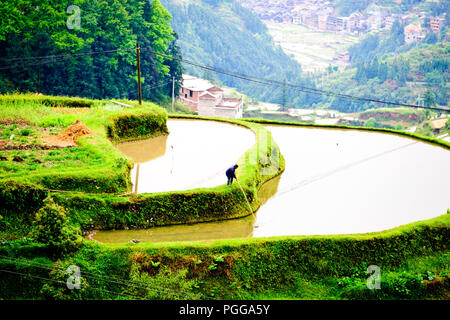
xmin=258 ymin=174 xmax=282 ymax=206
xmin=124 ymin=120 xmax=255 ymax=194
xmin=94 ymin=123 xmax=450 ymax=243
xmin=253 ymin=126 xmax=450 ymax=237
xmin=93 ymin=215 xmax=256 ymax=244
xmin=116 ymin=135 xmax=168 ymax=164
xmin=93 ymin=170 xmax=282 ymax=244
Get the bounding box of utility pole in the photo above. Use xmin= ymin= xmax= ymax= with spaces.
xmin=136 ymin=43 xmax=142 ymax=105
xmin=37 ymin=47 xmax=41 ymax=94
xmin=37 ymin=57 xmax=41 ymax=94
xmin=171 ymin=76 xmax=175 ymax=113
xmin=281 ymin=80 xmax=287 ymax=112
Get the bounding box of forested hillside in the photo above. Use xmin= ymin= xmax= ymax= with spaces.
xmin=0 ymin=0 xmax=183 ymax=102
xmin=318 ymin=42 xmax=449 ymax=113
xmin=332 ymin=0 xmax=445 ymax=17
xmin=160 ymin=0 xmax=318 ymax=107
xmin=312 ymin=1 xmax=449 ymax=113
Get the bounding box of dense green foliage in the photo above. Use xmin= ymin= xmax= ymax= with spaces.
xmin=32 ymin=197 xmax=82 ymax=254
xmin=334 ymin=0 xmax=371 ymax=16
xmin=0 ymin=213 xmax=448 ymax=299
xmin=0 ymin=0 xmax=183 ymax=103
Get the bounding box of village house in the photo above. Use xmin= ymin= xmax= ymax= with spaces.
xmin=404 ymin=23 xmax=425 ymax=43
xmin=430 ymin=17 xmax=446 ymax=33
xmin=241 ymin=0 xmax=441 ymax=39
xmin=178 ymin=75 xmax=243 ymax=119
xmin=303 ymin=13 xmax=318 ymax=28
xmin=326 ymin=15 xmax=345 ymax=32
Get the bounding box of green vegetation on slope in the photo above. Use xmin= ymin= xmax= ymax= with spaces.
xmin=0 ymin=213 xmax=448 ymax=299
xmin=0 ymin=94 xmax=169 ymax=237
xmin=0 ymin=97 xmax=448 ymax=300
xmin=0 ymin=0 xmax=183 ymax=103
xmin=0 ymin=95 xmax=284 ymax=240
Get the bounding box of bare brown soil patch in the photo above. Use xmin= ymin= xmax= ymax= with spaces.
xmin=41 ymin=120 xmax=93 ymax=147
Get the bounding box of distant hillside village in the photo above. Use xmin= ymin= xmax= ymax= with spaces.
xmin=178 ymin=75 xmax=244 ymax=119
xmin=238 ymin=0 xmax=447 ymax=48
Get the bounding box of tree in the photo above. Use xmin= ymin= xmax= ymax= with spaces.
xmin=364 ymin=117 xmax=377 ymax=128
xmin=146 ymin=0 xmax=175 ymax=76
xmin=423 ymin=32 xmax=438 ymax=44
xmin=31 ymin=197 xmax=82 ymax=253
xmin=378 ymin=62 xmax=388 ymax=82
xmin=423 ymin=88 xmax=436 ymax=108
xmin=0 ymin=0 xmax=180 ymax=102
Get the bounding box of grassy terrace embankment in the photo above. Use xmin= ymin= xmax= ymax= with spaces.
xmin=0 ymin=94 xmax=284 ymax=238
xmin=50 ymin=117 xmax=284 ymax=232
xmin=0 ymin=213 xmax=448 ymax=299
xmin=0 ymin=95 xmax=448 ymax=300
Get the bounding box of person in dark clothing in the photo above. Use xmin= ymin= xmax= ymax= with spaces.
xmin=226 ymin=164 xmax=238 ymax=186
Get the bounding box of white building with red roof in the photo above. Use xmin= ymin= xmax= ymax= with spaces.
xmin=179 ymin=75 xmax=243 ymax=119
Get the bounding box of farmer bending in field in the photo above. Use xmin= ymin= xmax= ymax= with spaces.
xmin=226 ymin=164 xmax=238 ymax=186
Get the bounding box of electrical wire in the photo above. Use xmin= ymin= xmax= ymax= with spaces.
xmin=1 ymin=44 xmax=448 ymax=112
xmin=142 ymin=47 xmax=449 ymax=112
xmin=0 ymin=268 xmax=142 ymax=300
xmin=0 ymin=254 xmax=209 ymax=299
xmin=0 ymin=47 xmax=136 ymax=63
xmin=274 ymin=140 xmax=418 ymax=198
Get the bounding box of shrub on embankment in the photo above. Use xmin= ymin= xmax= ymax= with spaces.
xmin=0 ymin=213 xmax=448 ymax=299
xmin=106 ymin=108 xmax=169 ymax=143
xmin=0 ymin=94 xmax=97 ymax=109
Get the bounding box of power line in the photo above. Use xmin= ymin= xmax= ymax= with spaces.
xmin=1 ymin=45 xmax=448 ymax=112
xmin=140 ymin=46 xmax=449 ymax=112
xmin=163 ymin=52 xmax=449 ymax=112
xmin=0 ymin=268 xmax=142 ymax=300
xmin=0 ymin=47 xmax=136 ymax=63
xmin=0 ymin=47 xmax=137 ymax=72
xmin=274 ymin=140 xmax=418 ymax=198
xmin=0 ymin=254 xmax=207 ymax=299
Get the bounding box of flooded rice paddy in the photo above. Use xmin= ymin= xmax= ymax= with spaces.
xmin=117 ymin=120 xmax=255 ymax=194
xmin=93 ymin=120 xmax=450 ymax=243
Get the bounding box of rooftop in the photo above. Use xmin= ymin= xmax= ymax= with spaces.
xmin=182 ymin=74 xmax=215 ymax=92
